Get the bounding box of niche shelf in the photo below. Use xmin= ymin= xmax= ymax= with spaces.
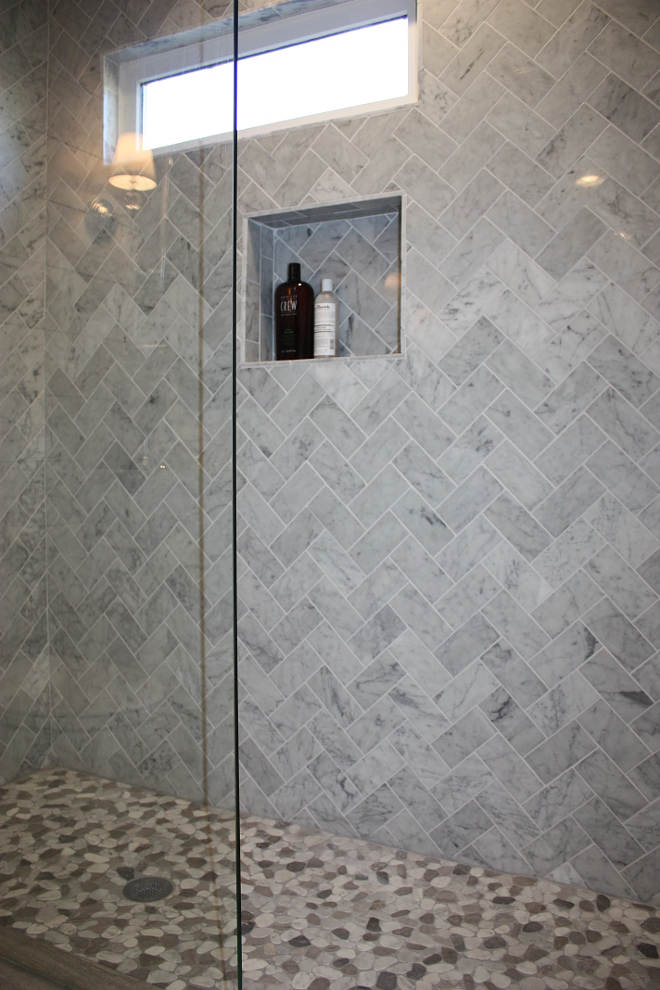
xmin=242 ymin=194 xmax=404 ymax=365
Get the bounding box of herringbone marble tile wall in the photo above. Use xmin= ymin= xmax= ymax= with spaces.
xmin=0 ymin=0 xmax=49 ymax=785
xmin=41 ymin=0 xmax=238 ymax=805
xmin=234 ymin=0 xmax=660 ymax=904
xmin=2 ymin=0 xmax=660 ymax=908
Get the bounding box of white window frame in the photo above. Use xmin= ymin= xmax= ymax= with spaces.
xmin=113 ymin=0 xmax=418 ymax=155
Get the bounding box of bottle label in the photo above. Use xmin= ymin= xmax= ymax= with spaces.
xmin=280 ymin=297 xmax=297 ymax=313
xmin=279 ymin=324 xmax=296 ymax=358
xmin=314 ymin=301 xmax=336 ymax=357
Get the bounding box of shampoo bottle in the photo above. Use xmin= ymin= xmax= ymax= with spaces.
xmin=274 ymin=262 xmax=314 ymax=360
xmin=314 ymin=279 xmax=339 ymax=358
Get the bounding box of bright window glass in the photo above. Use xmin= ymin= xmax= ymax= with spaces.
xmin=141 ymin=17 xmax=409 ymax=150
xmin=142 ymin=63 xmax=234 ymax=149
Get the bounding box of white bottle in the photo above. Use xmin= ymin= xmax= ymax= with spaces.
xmin=314 ymin=279 xmax=339 ymax=357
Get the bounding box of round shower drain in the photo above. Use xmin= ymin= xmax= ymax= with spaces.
xmin=122 ymin=876 xmax=173 ymax=902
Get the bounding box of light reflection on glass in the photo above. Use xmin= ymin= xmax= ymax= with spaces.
xmin=575 ymin=173 xmax=604 ymax=188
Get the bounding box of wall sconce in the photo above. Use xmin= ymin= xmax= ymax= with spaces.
xmin=85 ymin=198 xmax=116 ymax=240
xmin=109 ymin=132 xmax=157 ymax=211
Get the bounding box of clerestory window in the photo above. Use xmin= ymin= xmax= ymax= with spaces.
xmin=107 ymin=0 xmax=418 ymax=156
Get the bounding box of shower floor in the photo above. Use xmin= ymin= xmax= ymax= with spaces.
xmin=0 ymin=770 xmax=658 ymax=990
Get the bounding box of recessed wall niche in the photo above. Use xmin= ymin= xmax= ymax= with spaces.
xmin=242 ymin=194 xmax=404 ymax=364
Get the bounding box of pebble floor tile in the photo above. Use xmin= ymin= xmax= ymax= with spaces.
xmin=0 ymin=770 xmax=658 ymax=990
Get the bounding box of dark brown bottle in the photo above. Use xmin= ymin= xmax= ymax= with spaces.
xmin=275 ymin=262 xmax=314 ymax=360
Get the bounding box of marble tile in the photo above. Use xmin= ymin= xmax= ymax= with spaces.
xmin=441 ymin=169 xmax=504 ymax=240
xmin=439 ymin=415 xmax=504 ymax=484
xmin=595 ymin=0 xmax=660 ymax=36
xmin=440 ymin=0 xmax=500 ymax=47
xmin=580 ymin=748 xmax=648 ymax=820
xmin=483 ymin=590 xmax=550 ymax=659
xmin=487 ymin=389 xmax=555 ymax=459
xmin=524 ymin=765 xmax=594 ymax=831
xmin=8 ymin=0 xmax=660 ymax=917
xmin=586 ymin=544 xmax=657 ymax=619
xmin=488 ymin=189 xmax=554 ymax=257
xmin=534 ymin=465 xmax=605 ymax=536
xmin=590 ymin=335 xmax=660 ymax=408
xmin=437 ymin=363 xmax=504 ymax=433
xmin=438 ymin=515 xmax=502 ymax=580
xmin=391 ymin=535 xmax=453 ymax=604
xmin=438 ymin=68 xmax=502 ymax=141
xmin=441 ymin=23 xmax=506 ymax=96
xmin=436 ymin=563 xmax=500 ymax=627
xmin=488 ymin=0 xmax=555 ymax=59
xmin=487 ymin=339 xmax=555 ymax=408
xmin=536 ymin=52 xmax=609 ymax=128
xmin=439 ymin=464 xmax=503 ymax=532
xmin=440 ymin=315 xmax=503 ymax=385
xmin=590 ymin=401 xmax=655 ymax=478
xmin=536 ymin=258 xmax=610 ymax=332
xmin=591 ymin=72 xmax=660 ymax=145
xmin=583 ymin=597 xmax=655 ymax=674
xmin=545 ymin=218 xmax=608 ymax=289
xmin=482 ymin=639 xmax=547 ymax=707
xmin=479 ymin=732 xmax=544 ymax=802
xmin=524 ymin=815 xmax=592 ymax=876
xmin=535 ymin=415 xmax=605 ymax=488
xmin=440 ymin=268 xmax=505 ymax=336
xmin=487 ymin=91 xmax=555 ymax=158
xmin=394 ymin=394 xmax=455 ymax=460
xmin=589 ymin=440 xmax=660 ymax=512
xmin=424 ymin=21 xmax=460 ymax=79
xmin=439 ymin=120 xmax=504 ymax=191
xmin=532 ymin=568 xmax=603 ymax=638
xmin=483 ymin=539 xmax=552 ymax=612
xmin=535 ymin=105 xmax=607 ymax=180
xmin=580 ymin=697 xmax=651 ymax=773
xmin=582 ymin=647 xmax=655 ymax=726
xmin=481 ymin=687 xmax=545 ymax=756
xmin=525 ymin=719 xmax=596 ymax=784
xmin=529 ymin=669 xmax=599 ymax=737
xmin=485 ymin=491 xmax=553 ymax=561
xmin=536 ymin=361 xmax=607 ymax=434
xmin=591 ymin=232 xmax=660 ymax=305
xmin=590 ymin=124 xmax=660 ymax=198
xmin=587 ymin=491 xmax=660 ymax=566
xmin=435 ymin=612 xmax=499 ymax=677
xmin=486 ymin=238 xmax=556 ymax=307
xmin=405 ymin=201 xmax=456 ymax=266
xmin=440 ymin=216 xmax=505 ymax=286
xmin=591 ymin=177 xmax=660 ymax=250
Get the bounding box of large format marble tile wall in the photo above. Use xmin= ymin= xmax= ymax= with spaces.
xmin=0 ymin=0 xmax=49 ymax=785
xmin=42 ymin=0 xmax=236 ymax=805
xmin=234 ymin=0 xmax=660 ymax=905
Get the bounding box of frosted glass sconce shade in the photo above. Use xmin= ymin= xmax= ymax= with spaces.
xmin=109 ymin=132 xmax=157 ymax=191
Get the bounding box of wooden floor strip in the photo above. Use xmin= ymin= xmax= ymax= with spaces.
xmin=0 ymin=928 xmax=147 ymax=990
xmin=0 ymin=957 xmax=69 ymax=989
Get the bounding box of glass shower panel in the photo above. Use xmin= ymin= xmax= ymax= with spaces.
xmin=41 ymin=0 xmax=239 ymax=986
xmin=0 ymin=0 xmax=49 ymax=786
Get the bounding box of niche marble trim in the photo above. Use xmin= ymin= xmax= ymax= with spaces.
xmin=242 ymin=194 xmax=405 ymax=363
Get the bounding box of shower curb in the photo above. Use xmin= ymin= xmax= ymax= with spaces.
xmin=0 ymin=928 xmax=147 ymax=990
